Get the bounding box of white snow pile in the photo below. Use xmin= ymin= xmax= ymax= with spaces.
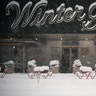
xmin=79 ymin=66 xmax=92 ymax=72
xmin=73 ymin=59 xmax=82 ymax=67
xmin=28 ymin=60 xmax=37 ymax=67
xmin=49 ymin=60 xmax=59 ymax=67
xmin=4 ymin=60 xmax=15 ymax=64
xmin=4 ymin=60 xmax=15 ymax=66
xmin=34 ymin=66 xmax=49 ymax=72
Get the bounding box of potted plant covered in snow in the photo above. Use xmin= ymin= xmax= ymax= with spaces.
xmin=49 ymin=60 xmax=59 ymax=73
xmin=73 ymin=59 xmax=82 ymax=74
xmin=27 ymin=60 xmax=37 ymax=73
xmin=4 ymin=60 xmax=15 ymax=73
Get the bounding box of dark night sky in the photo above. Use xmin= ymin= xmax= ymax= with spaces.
xmin=0 ymin=0 xmax=96 ymax=39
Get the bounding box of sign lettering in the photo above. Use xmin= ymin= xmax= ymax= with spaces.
xmin=6 ymin=0 xmax=96 ymax=31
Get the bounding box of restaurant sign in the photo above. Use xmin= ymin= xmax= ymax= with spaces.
xmin=6 ymin=0 xmax=96 ymax=31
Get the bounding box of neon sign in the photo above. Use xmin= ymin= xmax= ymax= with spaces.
xmin=6 ymin=0 xmax=96 ymax=31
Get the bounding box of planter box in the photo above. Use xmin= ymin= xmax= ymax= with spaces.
xmin=95 ymin=67 xmax=96 ymax=73
xmin=73 ymin=66 xmax=80 ymax=74
xmin=27 ymin=66 xmax=34 ymax=73
xmin=50 ymin=66 xmax=59 ymax=73
xmin=5 ymin=67 xmax=14 ymax=73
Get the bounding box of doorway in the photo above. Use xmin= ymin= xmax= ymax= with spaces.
xmin=60 ymin=47 xmax=78 ymax=73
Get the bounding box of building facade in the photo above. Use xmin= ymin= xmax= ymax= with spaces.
xmin=0 ymin=34 xmax=96 ymax=73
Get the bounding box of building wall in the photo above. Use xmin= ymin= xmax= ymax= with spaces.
xmin=0 ymin=35 xmax=96 ymax=72
xmin=79 ymin=40 xmax=96 ymax=69
xmin=26 ymin=40 xmax=62 ymax=66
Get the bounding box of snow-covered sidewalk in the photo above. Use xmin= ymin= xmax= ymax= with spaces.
xmin=0 ymin=73 xmax=96 ymax=96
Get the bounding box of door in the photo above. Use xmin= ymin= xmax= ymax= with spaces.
xmin=60 ymin=47 xmax=78 ymax=73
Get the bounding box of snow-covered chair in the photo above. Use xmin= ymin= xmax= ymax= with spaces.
xmin=76 ymin=66 xmax=96 ymax=79
xmin=49 ymin=60 xmax=59 ymax=73
xmin=27 ymin=60 xmax=37 ymax=73
xmin=73 ymin=59 xmax=82 ymax=74
xmin=73 ymin=59 xmax=96 ymax=79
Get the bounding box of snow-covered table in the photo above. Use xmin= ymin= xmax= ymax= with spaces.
xmin=34 ymin=66 xmax=49 ymax=72
xmin=27 ymin=66 xmax=52 ymax=79
xmin=76 ymin=66 xmax=96 ymax=79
